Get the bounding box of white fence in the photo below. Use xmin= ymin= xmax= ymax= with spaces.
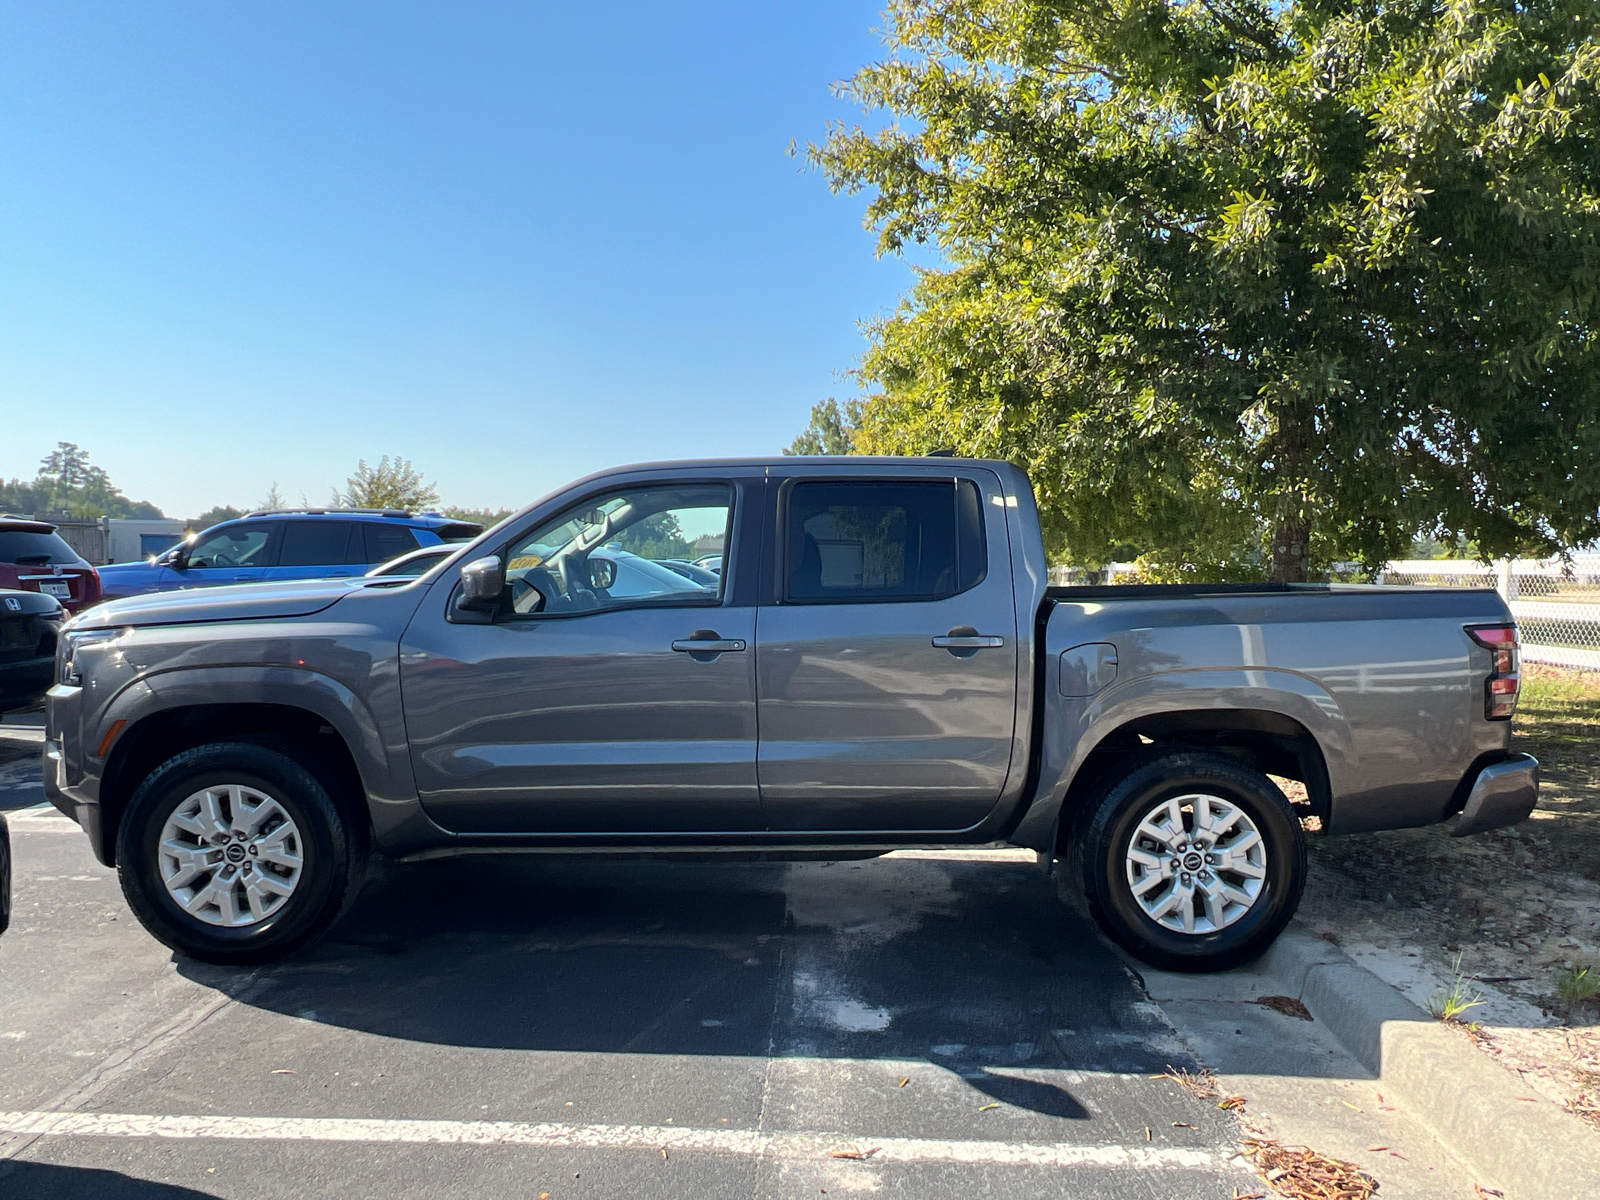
xmin=1048 ymin=555 xmax=1600 ymax=670
xmin=1380 ymin=556 xmax=1600 ymax=671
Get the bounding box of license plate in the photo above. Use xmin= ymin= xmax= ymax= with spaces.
xmin=39 ymin=581 xmax=70 ymax=598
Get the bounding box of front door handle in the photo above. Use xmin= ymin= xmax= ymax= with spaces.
xmin=672 ymin=630 xmax=747 ymax=659
xmin=933 ymin=626 xmax=1004 ymax=656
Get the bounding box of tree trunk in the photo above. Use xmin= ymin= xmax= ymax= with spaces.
xmin=1269 ymin=511 xmax=1311 ymax=583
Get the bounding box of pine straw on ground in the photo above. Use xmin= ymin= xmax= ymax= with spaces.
xmin=1240 ymin=1138 xmax=1377 ymax=1200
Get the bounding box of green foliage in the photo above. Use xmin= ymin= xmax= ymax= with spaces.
xmin=194 ymin=506 xmax=245 ymax=528
xmin=1427 ymin=952 xmax=1486 ymax=1023
xmin=444 ymin=506 xmax=515 ymax=529
xmin=0 ymin=441 xmax=164 ymax=519
xmin=785 ymin=398 xmax=864 ymax=455
xmin=337 ymin=456 xmax=440 ymax=512
xmin=1557 ymin=962 xmax=1600 ymax=1009
xmin=811 ymin=0 xmax=1600 ymax=579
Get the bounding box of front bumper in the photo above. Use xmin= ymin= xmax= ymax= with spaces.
xmin=1452 ymin=753 xmax=1539 ymax=837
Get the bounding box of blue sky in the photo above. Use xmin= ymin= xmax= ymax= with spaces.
xmin=0 ymin=2 xmax=916 ymax=518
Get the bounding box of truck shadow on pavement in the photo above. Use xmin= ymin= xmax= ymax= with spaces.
xmin=0 ymin=1162 xmax=220 ymax=1199
xmin=171 ymin=854 xmax=1335 ymax=1121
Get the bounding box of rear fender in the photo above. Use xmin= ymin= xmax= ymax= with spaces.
xmin=1009 ymin=667 xmax=1356 ymax=850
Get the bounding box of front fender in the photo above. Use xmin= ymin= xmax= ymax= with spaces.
xmin=1009 ymin=666 xmax=1357 ymax=850
xmin=94 ymin=666 xmax=440 ymax=857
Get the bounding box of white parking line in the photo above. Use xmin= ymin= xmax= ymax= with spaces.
xmin=0 ymin=1112 xmax=1232 ymax=1171
xmin=3 ymin=804 xmax=78 ymax=833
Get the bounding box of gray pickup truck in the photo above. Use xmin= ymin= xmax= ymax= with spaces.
xmin=43 ymin=457 xmax=1537 ymax=970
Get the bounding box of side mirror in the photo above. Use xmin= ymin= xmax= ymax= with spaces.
xmin=457 ymin=556 xmax=505 ymax=611
xmin=588 ymin=558 xmax=616 ymax=590
xmin=169 ymin=547 xmax=189 ymax=571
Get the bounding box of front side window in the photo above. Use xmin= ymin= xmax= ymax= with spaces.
xmin=186 ymin=523 xmax=278 ymax=570
xmin=785 ymin=479 xmax=986 ymax=603
xmin=504 ymin=484 xmax=731 ymax=617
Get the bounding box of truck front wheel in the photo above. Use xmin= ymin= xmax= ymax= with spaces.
xmin=1076 ymin=751 xmax=1306 ymax=972
xmin=117 ymin=742 xmax=361 ymax=965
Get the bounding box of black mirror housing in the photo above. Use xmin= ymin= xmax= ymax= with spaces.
xmin=458 ymin=556 xmax=504 ymax=610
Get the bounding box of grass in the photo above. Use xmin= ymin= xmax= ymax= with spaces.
xmin=1508 ymin=663 xmax=1600 ymax=883
xmin=1517 ymin=665 xmax=1600 ymax=788
xmin=1428 ymin=952 xmax=1487 ymax=1024
xmin=1559 ymin=965 xmax=1600 ymax=1011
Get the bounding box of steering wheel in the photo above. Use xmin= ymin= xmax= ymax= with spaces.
xmin=514 ymin=566 xmax=566 ymax=614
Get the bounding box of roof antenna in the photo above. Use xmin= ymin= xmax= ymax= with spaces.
xmin=925 ymin=448 xmax=956 ymax=458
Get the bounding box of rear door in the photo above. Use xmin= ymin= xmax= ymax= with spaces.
xmin=755 ymin=470 xmax=1019 ymax=832
xmin=267 ymin=521 xmax=369 ymax=582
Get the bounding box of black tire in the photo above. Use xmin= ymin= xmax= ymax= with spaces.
xmin=1075 ymin=751 xmax=1306 ymax=973
xmin=0 ymin=814 xmax=11 ymax=937
xmin=116 ymin=742 xmax=359 ymax=964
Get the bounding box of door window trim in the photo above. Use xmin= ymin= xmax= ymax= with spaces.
xmin=488 ymin=479 xmax=739 ymax=623
xmin=774 ymin=475 xmax=988 ymax=606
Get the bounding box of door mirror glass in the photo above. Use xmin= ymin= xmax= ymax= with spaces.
xmin=458 ymin=555 xmax=505 ymax=610
xmin=588 ymin=558 xmax=617 ymax=590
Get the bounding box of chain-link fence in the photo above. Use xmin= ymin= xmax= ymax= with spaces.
xmin=1048 ymin=555 xmax=1600 ymax=670
xmin=1379 ymin=555 xmax=1600 ymax=670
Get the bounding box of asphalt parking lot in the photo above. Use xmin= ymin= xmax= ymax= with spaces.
xmin=0 ymin=726 xmax=1478 ymax=1199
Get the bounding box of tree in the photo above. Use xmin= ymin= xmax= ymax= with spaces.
xmin=0 ymin=441 xmax=164 ymax=520
xmin=337 ymin=456 xmax=440 ymax=512
xmin=613 ymin=512 xmax=695 ymax=560
xmin=810 ymin=0 xmax=1600 ymax=579
xmin=785 ymin=398 xmax=864 ymax=455
xmin=443 ymin=505 xmax=514 ymax=529
xmin=194 ymin=506 xmax=244 ymax=527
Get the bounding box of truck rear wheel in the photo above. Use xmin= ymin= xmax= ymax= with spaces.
xmin=116 ymin=742 xmax=360 ymax=965
xmin=1075 ymin=751 xmax=1306 ymax=972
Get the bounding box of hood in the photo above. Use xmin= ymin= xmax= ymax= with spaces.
xmin=96 ymin=560 xmax=162 ymax=579
xmin=69 ymin=577 xmax=364 ymax=630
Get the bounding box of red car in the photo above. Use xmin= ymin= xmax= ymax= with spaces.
xmin=0 ymin=517 xmax=102 ymax=614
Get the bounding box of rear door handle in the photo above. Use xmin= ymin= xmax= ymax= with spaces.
xmin=932 ymin=635 xmax=1004 ymax=649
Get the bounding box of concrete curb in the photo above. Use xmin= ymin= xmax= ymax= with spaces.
xmin=1261 ymin=926 xmax=1600 ymax=1199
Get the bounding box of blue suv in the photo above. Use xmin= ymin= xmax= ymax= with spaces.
xmin=97 ymin=509 xmax=483 ymax=602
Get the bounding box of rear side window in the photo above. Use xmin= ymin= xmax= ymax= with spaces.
xmin=365 ymin=523 xmax=421 ymax=564
xmin=0 ymin=530 xmax=79 ymax=565
xmin=279 ymin=521 xmax=365 ymax=567
xmin=785 ymin=479 xmax=987 ymax=603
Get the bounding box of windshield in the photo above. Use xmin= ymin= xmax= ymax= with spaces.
xmin=0 ymin=529 xmax=80 ymax=566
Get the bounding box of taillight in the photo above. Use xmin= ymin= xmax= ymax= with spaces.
xmin=1466 ymin=624 xmax=1520 ymax=720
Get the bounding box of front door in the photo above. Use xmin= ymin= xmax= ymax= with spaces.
xmin=400 ymin=479 xmax=763 ymax=834
xmin=756 ymin=473 xmax=1019 ymax=832
xmin=170 ymin=520 xmax=281 ymax=589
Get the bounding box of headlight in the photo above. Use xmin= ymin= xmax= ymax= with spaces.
xmin=59 ymin=629 xmax=123 ymax=687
